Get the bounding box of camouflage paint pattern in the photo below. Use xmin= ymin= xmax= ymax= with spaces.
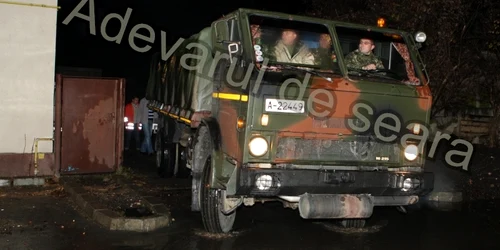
xmin=245 ymin=75 xmax=430 ymax=165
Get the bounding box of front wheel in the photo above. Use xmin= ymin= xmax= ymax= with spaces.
xmin=200 ymin=155 xmax=236 ymax=233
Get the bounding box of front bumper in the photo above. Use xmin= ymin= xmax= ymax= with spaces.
xmin=234 ymin=167 xmax=434 ymax=197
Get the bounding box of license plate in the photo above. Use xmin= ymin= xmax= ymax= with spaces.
xmin=265 ymin=99 xmax=305 ymax=113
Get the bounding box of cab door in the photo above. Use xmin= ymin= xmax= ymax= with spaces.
xmin=211 ymin=16 xmax=248 ymax=162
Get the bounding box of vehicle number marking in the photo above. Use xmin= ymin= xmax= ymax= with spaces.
xmin=265 ymin=99 xmax=305 ymax=113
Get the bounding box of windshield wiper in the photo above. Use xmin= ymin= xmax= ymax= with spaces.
xmin=347 ymin=68 xmax=419 ymax=88
xmin=347 ymin=68 xmax=402 ymax=81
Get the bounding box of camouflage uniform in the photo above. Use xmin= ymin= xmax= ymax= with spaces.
xmin=312 ymin=47 xmax=337 ymax=69
xmin=344 ymin=49 xmax=384 ymax=70
xmin=273 ymin=40 xmax=315 ymax=65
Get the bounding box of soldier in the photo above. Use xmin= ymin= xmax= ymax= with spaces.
xmin=273 ymin=29 xmax=315 ymax=65
xmin=312 ymin=33 xmax=337 ymax=69
xmin=344 ymin=38 xmax=384 ymax=70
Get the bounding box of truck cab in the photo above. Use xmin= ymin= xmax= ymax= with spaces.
xmin=147 ymin=8 xmax=434 ymax=233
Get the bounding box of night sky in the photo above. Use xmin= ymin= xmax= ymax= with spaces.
xmin=56 ymin=0 xmax=306 ymax=100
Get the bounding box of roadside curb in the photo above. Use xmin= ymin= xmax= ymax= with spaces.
xmin=60 ymin=178 xmax=171 ymax=232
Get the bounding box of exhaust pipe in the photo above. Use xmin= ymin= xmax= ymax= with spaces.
xmin=298 ymin=194 xmax=374 ymax=219
xmin=298 ymin=194 xmax=421 ymax=219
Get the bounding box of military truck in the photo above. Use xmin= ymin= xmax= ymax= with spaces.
xmin=145 ymin=8 xmax=434 ymax=233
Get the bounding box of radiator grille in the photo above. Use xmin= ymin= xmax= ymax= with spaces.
xmin=275 ymin=136 xmax=401 ymax=162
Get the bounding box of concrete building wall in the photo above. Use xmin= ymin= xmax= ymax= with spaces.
xmin=0 ymin=0 xmax=58 ymax=154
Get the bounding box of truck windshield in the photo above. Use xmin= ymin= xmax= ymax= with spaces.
xmin=335 ymin=26 xmax=422 ymax=85
xmin=248 ymin=15 xmax=340 ymax=73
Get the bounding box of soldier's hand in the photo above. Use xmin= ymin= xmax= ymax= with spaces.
xmin=362 ymin=64 xmax=377 ymax=70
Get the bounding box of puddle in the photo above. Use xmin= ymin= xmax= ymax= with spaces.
xmin=315 ymin=219 xmax=389 ymax=234
xmin=193 ymin=228 xmax=248 ymax=239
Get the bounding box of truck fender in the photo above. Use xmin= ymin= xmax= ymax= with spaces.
xmin=198 ymin=118 xmax=236 ymax=191
xmin=194 ymin=117 xmax=224 ymax=180
xmin=197 ymin=117 xmax=222 ymax=152
xmin=190 ymin=117 xmax=225 ymax=211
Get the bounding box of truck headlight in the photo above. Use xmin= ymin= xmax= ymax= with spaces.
xmin=404 ymin=144 xmax=418 ymax=161
xmin=249 ymin=136 xmax=268 ymax=157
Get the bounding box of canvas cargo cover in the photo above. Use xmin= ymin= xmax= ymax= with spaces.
xmin=190 ymin=27 xmax=214 ymax=112
xmin=145 ymin=27 xmax=214 ymax=113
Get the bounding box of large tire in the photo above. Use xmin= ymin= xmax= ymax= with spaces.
xmin=200 ymin=155 xmax=236 ymax=233
xmin=156 ymin=130 xmax=174 ymax=178
xmin=196 ymin=125 xmax=236 ymax=233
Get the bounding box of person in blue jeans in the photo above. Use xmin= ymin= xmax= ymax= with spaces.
xmin=138 ymin=97 xmax=154 ymax=155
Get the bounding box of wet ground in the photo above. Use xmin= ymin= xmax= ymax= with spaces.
xmin=1 ymin=149 xmax=500 ymax=249
xmin=1 ymin=192 xmax=500 ymax=250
